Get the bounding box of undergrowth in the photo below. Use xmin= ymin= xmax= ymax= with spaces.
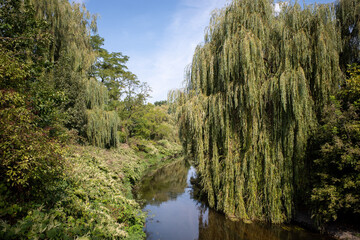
xmin=0 ymin=140 xmax=181 ymax=239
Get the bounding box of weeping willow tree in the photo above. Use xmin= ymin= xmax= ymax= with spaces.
xmin=86 ymin=108 xmax=119 ymax=148
xmin=86 ymin=77 xmax=109 ymax=109
xmin=26 ymin=0 xmax=120 ymax=147
xmin=336 ymin=0 xmax=360 ymax=68
xmin=170 ymin=0 xmax=344 ymax=223
xmin=85 ymin=78 xmax=119 ymax=148
xmin=30 ymin=0 xmax=97 ymax=71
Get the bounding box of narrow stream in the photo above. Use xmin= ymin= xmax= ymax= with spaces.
xmin=137 ymin=160 xmax=333 ymax=240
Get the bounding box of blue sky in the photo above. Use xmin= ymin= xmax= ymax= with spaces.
xmin=76 ymin=0 xmax=335 ymax=102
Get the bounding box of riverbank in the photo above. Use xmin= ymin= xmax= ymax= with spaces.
xmin=137 ymin=160 xmax=334 ymax=240
xmin=189 ymin=166 xmax=359 ymax=240
xmin=0 ymin=139 xmax=182 ymax=239
xmin=294 ymin=211 xmax=360 ymax=240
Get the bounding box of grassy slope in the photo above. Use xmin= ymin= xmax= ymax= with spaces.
xmin=0 ymin=139 xmax=181 ymax=239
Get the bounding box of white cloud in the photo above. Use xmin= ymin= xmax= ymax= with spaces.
xmin=274 ymin=3 xmax=281 ymax=14
xmin=127 ymin=0 xmax=229 ymax=102
xmin=273 ymin=1 xmax=289 ymax=16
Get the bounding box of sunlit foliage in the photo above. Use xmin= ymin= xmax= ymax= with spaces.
xmin=309 ymin=64 xmax=360 ymax=225
xmin=170 ymin=0 xmax=346 ymax=223
xmin=0 ymin=0 xmax=182 ymax=239
xmin=0 ymin=90 xmax=63 ymax=190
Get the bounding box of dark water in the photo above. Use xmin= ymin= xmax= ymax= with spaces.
xmin=137 ymin=160 xmax=333 ymax=240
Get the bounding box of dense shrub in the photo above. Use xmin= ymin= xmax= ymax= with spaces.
xmin=0 ymin=90 xmax=64 ymax=191
xmin=310 ymin=64 xmax=360 ymax=225
xmin=131 ymin=104 xmax=178 ymax=142
xmin=0 ymin=145 xmax=147 ymax=239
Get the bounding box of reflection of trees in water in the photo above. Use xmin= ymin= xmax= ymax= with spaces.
xmin=191 ymin=171 xmax=318 ymax=240
xmin=198 ymin=209 xmax=279 ymax=240
xmin=139 ymin=161 xmax=330 ymax=240
xmin=197 ymin=207 xmax=330 ymax=240
xmin=138 ymin=160 xmax=189 ymax=205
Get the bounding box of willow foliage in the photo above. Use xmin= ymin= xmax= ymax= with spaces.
xmin=86 ymin=108 xmax=119 ymax=148
xmin=26 ymin=0 xmax=120 ymax=147
xmin=170 ymin=0 xmax=344 ymax=223
xmin=336 ymin=0 xmax=360 ymax=67
xmin=86 ymin=77 xmax=109 ymax=109
xmin=85 ymin=78 xmax=119 ymax=148
xmin=30 ymin=0 xmax=96 ymax=72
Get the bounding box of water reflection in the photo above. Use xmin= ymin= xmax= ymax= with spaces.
xmin=197 ymin=207 xmax=329 ymax=240
xmin=137 ymin=160 xmax=189 ymax=205
xmin=138 ymin=160 xmax=332 ymax=240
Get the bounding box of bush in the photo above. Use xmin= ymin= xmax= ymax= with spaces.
xmin=0 ymin=90 xmax=64 ymax=191
xmin=0 ymin=143 xmax=147 ymax=240
xmin=310 ymin=64 xmax=360 ymax=225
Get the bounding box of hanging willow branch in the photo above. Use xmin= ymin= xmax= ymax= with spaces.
xmin=86 ymin=78 xmax=109 ymax=109
xmin=170 ymin=0 xmax=344 ymax=223
xmin=28 ymin=0 xmax=121 ymax=148
xmin=85 ymin=78 xmax=119 ymax=148
xmin=30 ymin=0 xmax=96 ymax=72
xmin=86 ymin=108 xmax=119 ymax=148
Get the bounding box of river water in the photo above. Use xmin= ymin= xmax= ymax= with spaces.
xmin=137 ymin=160 xmax=333 ymax=240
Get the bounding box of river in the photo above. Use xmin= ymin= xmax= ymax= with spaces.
xmin=136 ymin=160 xmax=333 ymax=240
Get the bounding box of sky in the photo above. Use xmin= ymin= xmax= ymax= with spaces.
xmin=77 ymin=0 xmax=335 ymax=103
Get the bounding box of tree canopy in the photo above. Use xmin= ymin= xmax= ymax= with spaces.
xmin=170 ymin=0 xmax=359 ymax=223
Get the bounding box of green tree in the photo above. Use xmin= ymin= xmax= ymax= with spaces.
xmin=154 ymin=100 xmax=167 ymax=106
xmin=37 ymin=0 xmax=95 ymax=132
xmin=0 ymin=0 xmax=52 ymax=91
xmin=0 ymin=1 xmax=151 ymax=239
xmin=0 ymin=0 xmax=98 ymax=133
xmin=131 ymin=104 xmax=176 ymax=141
xmin=309 ymin=64 xmax=360 ymax=226
xmin=336 ymin=0 xmax=360 ymax=69
xmin=90 ymin=35 xmax=128 ymax=83
xmin=87 ymin=34 xmax=153 ymax=146
xmin=170 ymin=0 xmax=344 ymax=223
xmin=119 ymin=72 xmax=151 ymax=141
xmin=0 ymin=0 xmax=68 ymax=134
xmin=90 ymin=35 xmax=129 ymax=102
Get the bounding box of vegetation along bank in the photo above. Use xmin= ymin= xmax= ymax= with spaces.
xmin=0 ymin=0 xmax=359 ymax=239
xmin=0 ymin=0 xmax=181 ymax=239
xmin=169 ymin=0 xmax=359 ymax=233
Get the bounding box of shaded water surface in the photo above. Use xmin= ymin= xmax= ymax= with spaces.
xmin=137 ymin=160 xmax=332 ymax=240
